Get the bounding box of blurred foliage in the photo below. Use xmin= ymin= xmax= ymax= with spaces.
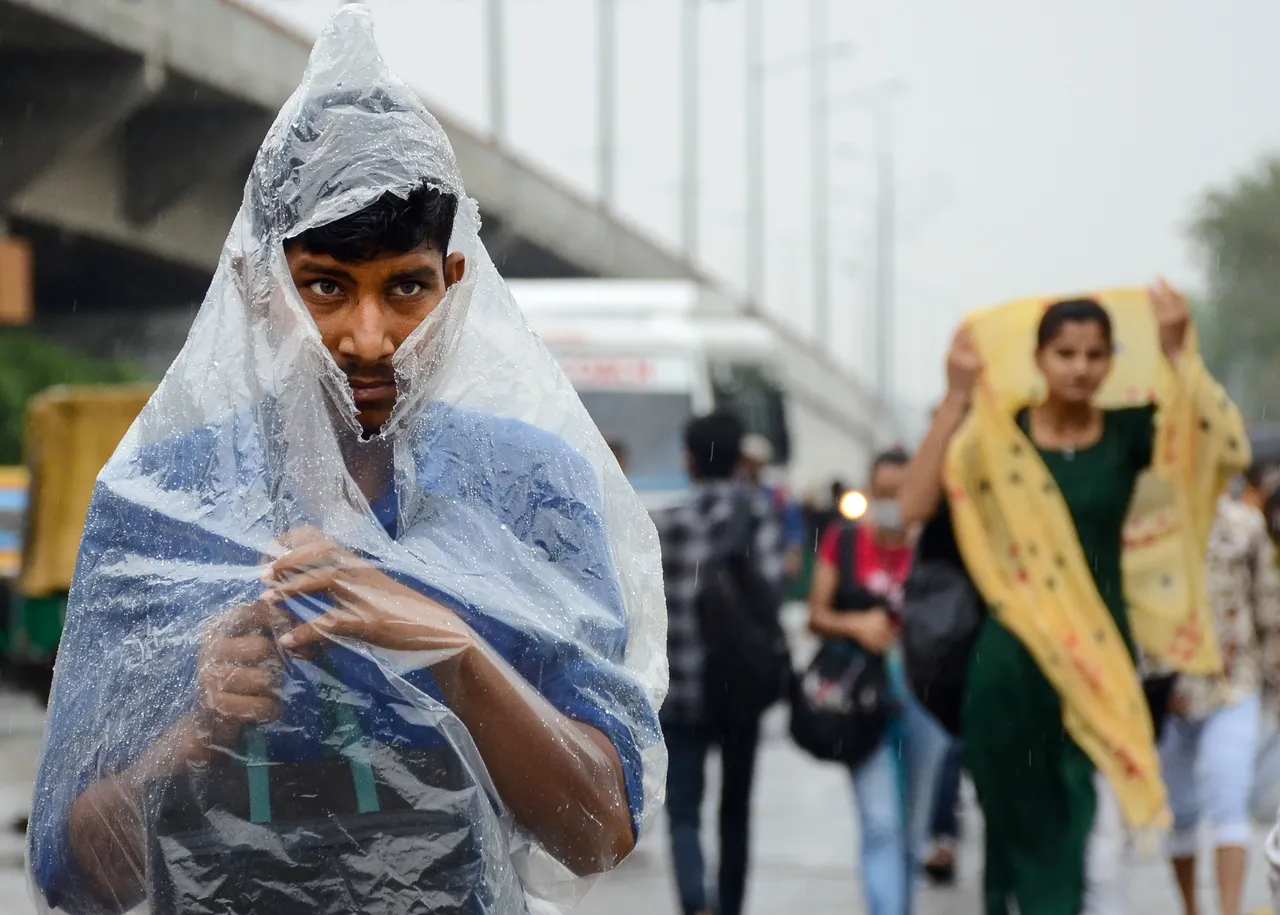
xmin=1191 ymin=159 xmax=1280 ymax=421
xmin=0 ymin=331 xmax=142 ymax=465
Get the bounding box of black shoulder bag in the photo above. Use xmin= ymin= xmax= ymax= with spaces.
xmin=789 ymin=524 xmax=897 ymax=767
xmin=145 ymin=668 xmax=486 ymax=915
xmin=900 ymin=509 xmax=984 ymax=738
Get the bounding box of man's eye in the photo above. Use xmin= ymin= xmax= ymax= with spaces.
xmin=392 ymin=281 xmax=426 ymax=297
xmin=307 ymin=279 xmax=342 ymax=297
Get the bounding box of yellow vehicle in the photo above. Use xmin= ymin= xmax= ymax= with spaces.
xmin=5 ymin=385 xmax=152 ymax=680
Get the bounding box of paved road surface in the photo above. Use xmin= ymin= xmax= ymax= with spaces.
xmin=571 ymin=705 xmax=1274 ymax=915
xmin=0 ymin=675 xmax=1272 ymax=915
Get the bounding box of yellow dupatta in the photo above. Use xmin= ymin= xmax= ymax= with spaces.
xmin=944 ymin=288 xmax=1249 ymax=831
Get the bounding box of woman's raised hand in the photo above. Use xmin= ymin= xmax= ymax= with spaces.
xmin=946 ymin=325 xmax=983 ymax=400
xmin=1150 ymin=278 xmax=1190 ymax=363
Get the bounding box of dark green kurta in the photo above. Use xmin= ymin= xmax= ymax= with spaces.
xmin=961 ymin=406 xmax=1154 ymax=915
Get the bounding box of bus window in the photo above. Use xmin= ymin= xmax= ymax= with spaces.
xmin=710 ymin=362 xmax=790 ymax=464
xmin=576 ymin=390 xmax=693 ymax=492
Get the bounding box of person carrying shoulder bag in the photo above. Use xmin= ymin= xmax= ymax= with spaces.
xmin=807 ymin=449 xmax=951 ymax=915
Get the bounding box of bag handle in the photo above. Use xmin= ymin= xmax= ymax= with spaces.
xmin=242 ymin=653 xmax=381 ymax=824
xmin=836 ymin=523 xmax=858 ymax=592
xmin=323 ymin=675 xmax=380 ymax=817
xmin=244 ymin=725 xmax=272 ymax=824
xmin=720 ymin=487 xmax=758 ymax=562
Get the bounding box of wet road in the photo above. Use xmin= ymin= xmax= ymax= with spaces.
xmin=573 ymin=704 xmax=1274 ymax=914
xmin=0 ymin=659 xmax=1273 ymax=915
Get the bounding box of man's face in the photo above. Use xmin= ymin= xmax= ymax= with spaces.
xmin=286 ymin=242 xmax=466 ymax=435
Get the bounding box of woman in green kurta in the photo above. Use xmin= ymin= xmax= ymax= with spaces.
xmin=898 ymin=290 xmax=1191 ymax=915
xmin=962 ymin=403 xmax=1153 ymax=914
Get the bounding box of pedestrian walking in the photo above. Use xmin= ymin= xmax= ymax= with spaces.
xmin=1160 ymin=486 xmax=1280 ymax=915
xmin=806 ymin=447 xmax=951 ymax=915
xmin=739 ymin=432 xmax=805 ymax=584
xmin=654 ymin=411 xmax=789 ymax=915
xmin=899 ymin=284 xmax=1247 ymax=914
xmin=923 ymin=742 xmax=964 ymax=885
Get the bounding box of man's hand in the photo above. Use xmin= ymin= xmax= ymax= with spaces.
xmin=195 ymin=601 xmax=290 ymax=750
xmin=1150 ymin=277 xmax=1190 ymax=364
xmin=945 ymin=326 xmax=982 ymax=401
xmin=848 ymin=608 xmax=896 ymax=655
xmin=262 ymin=526 xmax=475 ymax=660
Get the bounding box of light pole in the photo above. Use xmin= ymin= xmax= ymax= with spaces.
xmin=872 ymin=96 xmax=895 ymax=406
xmin=744 ymin=0 xmax=763 ymax=299
xmin=598 ymin=0 xmax=616 ymax=206
xmin=487 ymin=0 xmax=506 ymax=142
xmin=833 ymin=79 xmax=904 ymax=405
xmin=681 ymin=0 xmax=700 ymax=258
xmin=810 ymin=0 xmax=829 ymax=346
xmin=745 ymin=27 xmax=852 ymax=317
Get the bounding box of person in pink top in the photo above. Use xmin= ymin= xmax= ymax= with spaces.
xmin=808 ymin=448 xmax=952 ymax=915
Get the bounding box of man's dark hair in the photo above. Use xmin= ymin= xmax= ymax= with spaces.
xmin=869 ymin=446 xmax=910 ymax=485
xmin=684 ymin=412 xmax=744 ymax=481
xmin=284 ymin=183 xmax=457 ymax=263
xmin=1037 ymin=298 xmax=1113 ymax=351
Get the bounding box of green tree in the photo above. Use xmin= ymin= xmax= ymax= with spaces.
xmin=1191 ymin=158 xmax=1280 ymax=419
xmin=0 ymin=331 xmax=141 ymax=465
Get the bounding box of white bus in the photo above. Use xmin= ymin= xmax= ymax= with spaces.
xmin=509 ymin=279 xmax=893 ymax=509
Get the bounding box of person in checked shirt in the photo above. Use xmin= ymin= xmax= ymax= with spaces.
xmin=1160 ymin=486 xmax=1280 ymax=915
xmin=653 ymin=411 xmax=783 ymax=915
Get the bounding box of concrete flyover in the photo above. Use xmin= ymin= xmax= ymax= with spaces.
xmin=0 ymin=0 xmax=700 ymax=296
xmin=0 ymin=0 xmax=898 ymax=444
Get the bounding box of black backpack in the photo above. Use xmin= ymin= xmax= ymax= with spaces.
xmin=900 ymin=508 xmax=983 ymax=738
xmin=696 ymin=490 xmax=791 ymax=725
xmin=788 ymin=524 xmax=897 ymax=767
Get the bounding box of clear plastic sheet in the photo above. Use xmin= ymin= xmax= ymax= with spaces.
xmin=27 ymin=6 xmax=667 ymax=913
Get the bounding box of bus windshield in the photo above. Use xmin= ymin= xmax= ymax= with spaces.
xmin=576 ymin=390 xmax=693 ymax=492
xmin=710 ymin=361 xmax=790 ymax=464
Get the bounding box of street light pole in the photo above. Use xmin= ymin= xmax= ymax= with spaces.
xmin=744 ymin=0 xmax=764 ymax=301
xmin=681 ymin=0 xmax=700 ymax=258
xmin=833 ymin=79 xmax=903 ymax=404
xmin=487 ymin=0 xmax=506 ymax=142
xmin=873 ymin=98 xmax=895 ymax=407
xmin=597 ymin=0 xmax=616 ymax=206
xmin=810 ymin=0 xmax=829 ymax=346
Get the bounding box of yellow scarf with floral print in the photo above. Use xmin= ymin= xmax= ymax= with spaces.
xmin=944 ymin=288 xmax=1248 ymax=831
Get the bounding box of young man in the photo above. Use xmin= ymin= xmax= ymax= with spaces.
xmin=1162 ymin=484 xmax=1280 ymax=915
xmin=654 ymin=412 xmax=783 ymax=915
xmin=738 ymin=432 xmax=805 ymax=584
xmin=808 ymin=448 xmax=951 ymax=915
xmin=28 ymin=9 xmax=663 ymax=915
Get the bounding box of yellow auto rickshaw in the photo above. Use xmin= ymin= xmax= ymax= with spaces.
xmin=5 ymin=385 xmax=152 ymax=688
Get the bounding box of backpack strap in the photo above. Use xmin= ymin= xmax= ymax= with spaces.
xmin=242 ymin=655 xmax=382 ymax=825
xmin=719 ymin=486 xmax=759 ymax=562
xmin=836 ymin=523 xmax=860 ymax=594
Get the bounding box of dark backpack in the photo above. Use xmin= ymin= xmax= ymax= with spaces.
xmin=900 ymin=508 xmax=983 ymax=738
xmin=696 ymin=490 xmax=791 ymax=725
xmin=788 ymin=524 xmax=897 ymax=766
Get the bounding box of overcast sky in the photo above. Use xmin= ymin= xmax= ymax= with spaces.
xmin=245 ymin=0 xmax=1280 ymax=417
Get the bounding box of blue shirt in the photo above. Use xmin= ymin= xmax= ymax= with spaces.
xmin=30 ymin=402 xmax=655 ymax=913
xmin=764 ymin=484 xmax=805 ymax=550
